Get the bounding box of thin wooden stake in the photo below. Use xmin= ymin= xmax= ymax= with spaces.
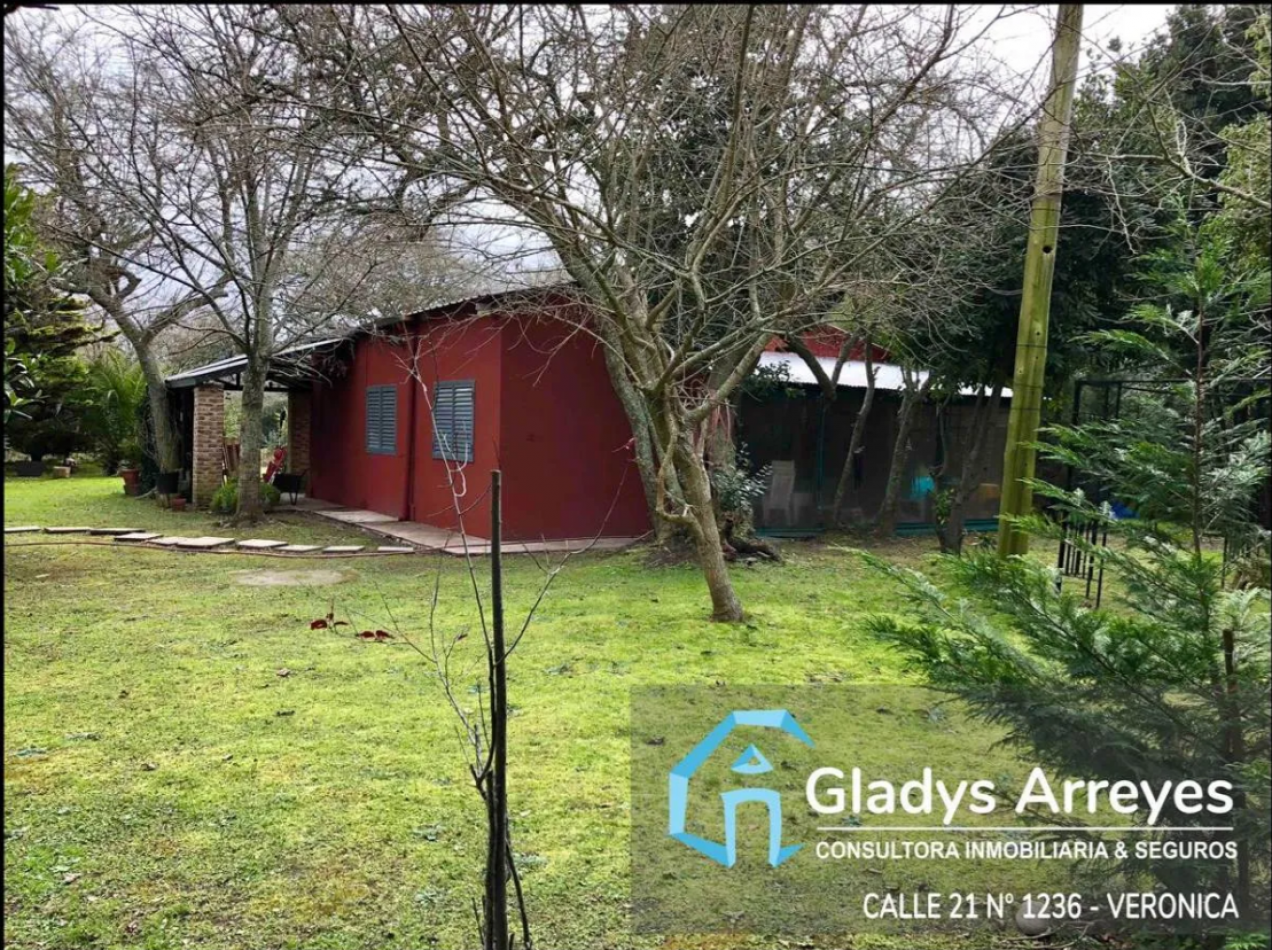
xmin=488 ymin=469 xmax=510 ymax=949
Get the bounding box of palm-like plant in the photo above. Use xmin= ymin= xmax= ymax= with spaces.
xmin=83 ymin=349 xmax=148 ymax=472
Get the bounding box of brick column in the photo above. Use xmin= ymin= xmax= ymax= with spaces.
xmin=286 ymin=390 xmax=311 ymax=476
xmin=192 ymin=384 xmax=225 ymax=508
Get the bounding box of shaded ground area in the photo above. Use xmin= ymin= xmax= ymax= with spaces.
xmin=5 ymin=476 xmax=1055 ymax=949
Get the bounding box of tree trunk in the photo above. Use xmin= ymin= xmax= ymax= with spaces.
xmin=939 ymin=382 xmax=1006 ymax=554
xmin=876 ymin=375 xmax=933 ymax=538
xmin=675 ymin=436 xmax=744 ymax=621
xmin=589 ymin=308 xmax=682 ymax=543
xmin=831 ymin=338 xmax=877 ymax=526
xmin=235 ymin=361 xmax=267 ymax=522
xmin=136 ymin=348 xmax=180 ymax=473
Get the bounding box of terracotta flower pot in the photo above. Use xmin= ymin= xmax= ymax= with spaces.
xmin=119 ymin=468 xmax=140 ymax=496
xmin=169 ymin=496 xmax=187 ymax=511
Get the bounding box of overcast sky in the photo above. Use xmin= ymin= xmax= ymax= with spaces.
xmin=995 ymin=3 xmax=1176 ymax=80
xmin=5 ymin=4 xmax=1185 ymax=293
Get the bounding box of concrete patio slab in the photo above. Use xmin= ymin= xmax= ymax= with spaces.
xmin=276 ymin=544 xmax=322 ymax=553
xmin=439 ymin=537 xmax=641 ymax=556
xmin=236 ymin=539 xmax=286 ymax=550
xmin=322 ymin=544 xmax=365 ymax=553
xmin=366 ymin=520 xmax=479 ymax=549
xmin=44 ymin=527 xmax=94 ymax=534
xmin=149 ymin=536 xmax=187 ymax=546
xmin=376 ymin=545 xmax=415 ymax=554
xmin=115 ymin=532 xmax=163 ymax=542
xmin=174 ymin=536 xmax=235 ymax=549
xmin=88 ymin=528 xmax=142 ymax=536
xmin=5 ymin=526 xmax=42 ymax=534
xmin=320 ymin=509 xmax=398 ymax=525
xmin=305 ymin=503 xmax=639 ymax=556
xmin=273 ymin=495 xmax=344 ymax=512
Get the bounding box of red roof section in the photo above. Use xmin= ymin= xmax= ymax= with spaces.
xmin=767 ymin=327 xmax=889 ymax=362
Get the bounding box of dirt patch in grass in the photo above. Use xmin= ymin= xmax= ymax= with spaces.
xmin=232 ymin=568 xmax=355 ymax=587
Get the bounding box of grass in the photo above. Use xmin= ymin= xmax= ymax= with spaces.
xmin=6 ymin=476 xmax=1053 ymax=950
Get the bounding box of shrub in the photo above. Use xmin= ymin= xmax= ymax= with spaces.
xmin=710 ymin=443 xmax=771 ymax=520
xmin=211 ymin=478 xmax=280 ymax=514
xmin=82 ymin=349 xmax=147 ymax=473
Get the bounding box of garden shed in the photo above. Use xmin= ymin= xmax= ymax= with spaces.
xmin=740 ymin=335 xmax=1013 ymax=533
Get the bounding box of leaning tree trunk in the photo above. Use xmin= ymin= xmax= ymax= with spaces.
xmin=594 ymin=314 xmax=686 ymax=547
xmin=831 ymin=338 xmax=877 ymax=526
xmin=876 ymin=375 xmax=933 ymax=539
xmin=136 ymin=348 xmax=180 ymax=473
xmin=675 ymin=434 xmax=745 ymax=621
xmin=235 ymin=360 xmax=268 ymax=522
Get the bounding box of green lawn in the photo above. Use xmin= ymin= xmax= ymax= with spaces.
xmin=5 ymin=476 xmax=1047 ymax=950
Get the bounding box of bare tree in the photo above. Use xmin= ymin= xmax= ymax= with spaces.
xmin=27 ymin=5 xmax=417 ymax=520
xmin=1090 ymin=8 xmax=1270 ymax=215
xmin=4 ymin=19 xmax=226 ymax=473
xmin=291 ymin=4 xmax=1035 ymax=619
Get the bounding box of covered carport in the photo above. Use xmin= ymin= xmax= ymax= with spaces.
xmin=163 ymin=340 xmax=343 ymax=507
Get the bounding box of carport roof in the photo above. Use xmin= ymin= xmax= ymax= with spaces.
xmin=164 ymin=339 xmax=344 ymax=389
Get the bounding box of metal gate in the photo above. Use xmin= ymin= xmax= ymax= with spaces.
xmin=1055 ymin=377 xmax=1269 ymax=606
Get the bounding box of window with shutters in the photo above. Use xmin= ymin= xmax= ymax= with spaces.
xmin=365 ymin=385 xmax=398 ymax=455
xmin=431 ymin=380 xmax=475 ymax=463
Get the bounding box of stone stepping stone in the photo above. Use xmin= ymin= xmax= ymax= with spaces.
xmin=236 ymin=539 xmax=286 ymax=550
xmin=5 ymin=526 xmax=41 ymax=534
xmin=174 ymin=536 xmax=235 ymax=549
xmin=377 ymin=546 xmax=415 ymax=554
xmin=44 ymin=527 xmax=93 ymax=534
xmin=88 ymin=528 xmax=142 ymax=536
xmin=149 ymin=536 xmax=187 ymax=547
xmin=276 ymin=544 xmax=321 ymax=554
xmin=322 ymin=545 xmax=365 ymax=554
xmin=115 ymin=532 xmax=163 ymax=543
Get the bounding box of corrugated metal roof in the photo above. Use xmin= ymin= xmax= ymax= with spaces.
xmin=756 ymin=352 xmax=1013 ymax=398
xmin=163 ymin=281 xmax=577 ymax=389
xmin=165 ymin=339 xmax=343 ymax=388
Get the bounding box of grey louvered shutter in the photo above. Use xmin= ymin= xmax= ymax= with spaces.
xmin=432 ymin=380 xmax=475 ymax=462
xmin=366 ymin=386 xmax=397 ymax=455
xmin=366 ymin=388 xmax=381 ymax=453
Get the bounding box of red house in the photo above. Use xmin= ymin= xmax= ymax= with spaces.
xmin=167 ymin=288 xmax=651 ymax=543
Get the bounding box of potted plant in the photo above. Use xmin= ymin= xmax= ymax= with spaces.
xmin=118 ymin=461 xmax=141 ymax=494
xmin=118 ymin=439 xmax=143 ymax=495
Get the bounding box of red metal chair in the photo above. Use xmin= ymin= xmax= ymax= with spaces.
xmin=264 ymin=446 xmax=286 ymax=484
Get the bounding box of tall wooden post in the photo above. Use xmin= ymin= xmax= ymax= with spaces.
xmin=998 ymin=4 xmax=1084 ymax=557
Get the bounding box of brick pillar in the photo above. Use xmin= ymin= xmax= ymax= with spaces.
xmin=287 ymin=390 xmax=311 ymax=477
xmin=192 ymin=384 xmax=225 ymax=508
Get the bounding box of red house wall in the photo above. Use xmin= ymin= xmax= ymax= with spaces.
xmin=407 ymin=313 xmax=503 ymax=539
xmin=307 ymin=300 xmax=649 ymax=543
xmin=498 ymin=311 xmax=650 ymax=541
xmin=308 ymin=331 xmax=413 ymax=516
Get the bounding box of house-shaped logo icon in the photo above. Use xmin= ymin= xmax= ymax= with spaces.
xmin=668 ymin=709 xmax=814 ymax=868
